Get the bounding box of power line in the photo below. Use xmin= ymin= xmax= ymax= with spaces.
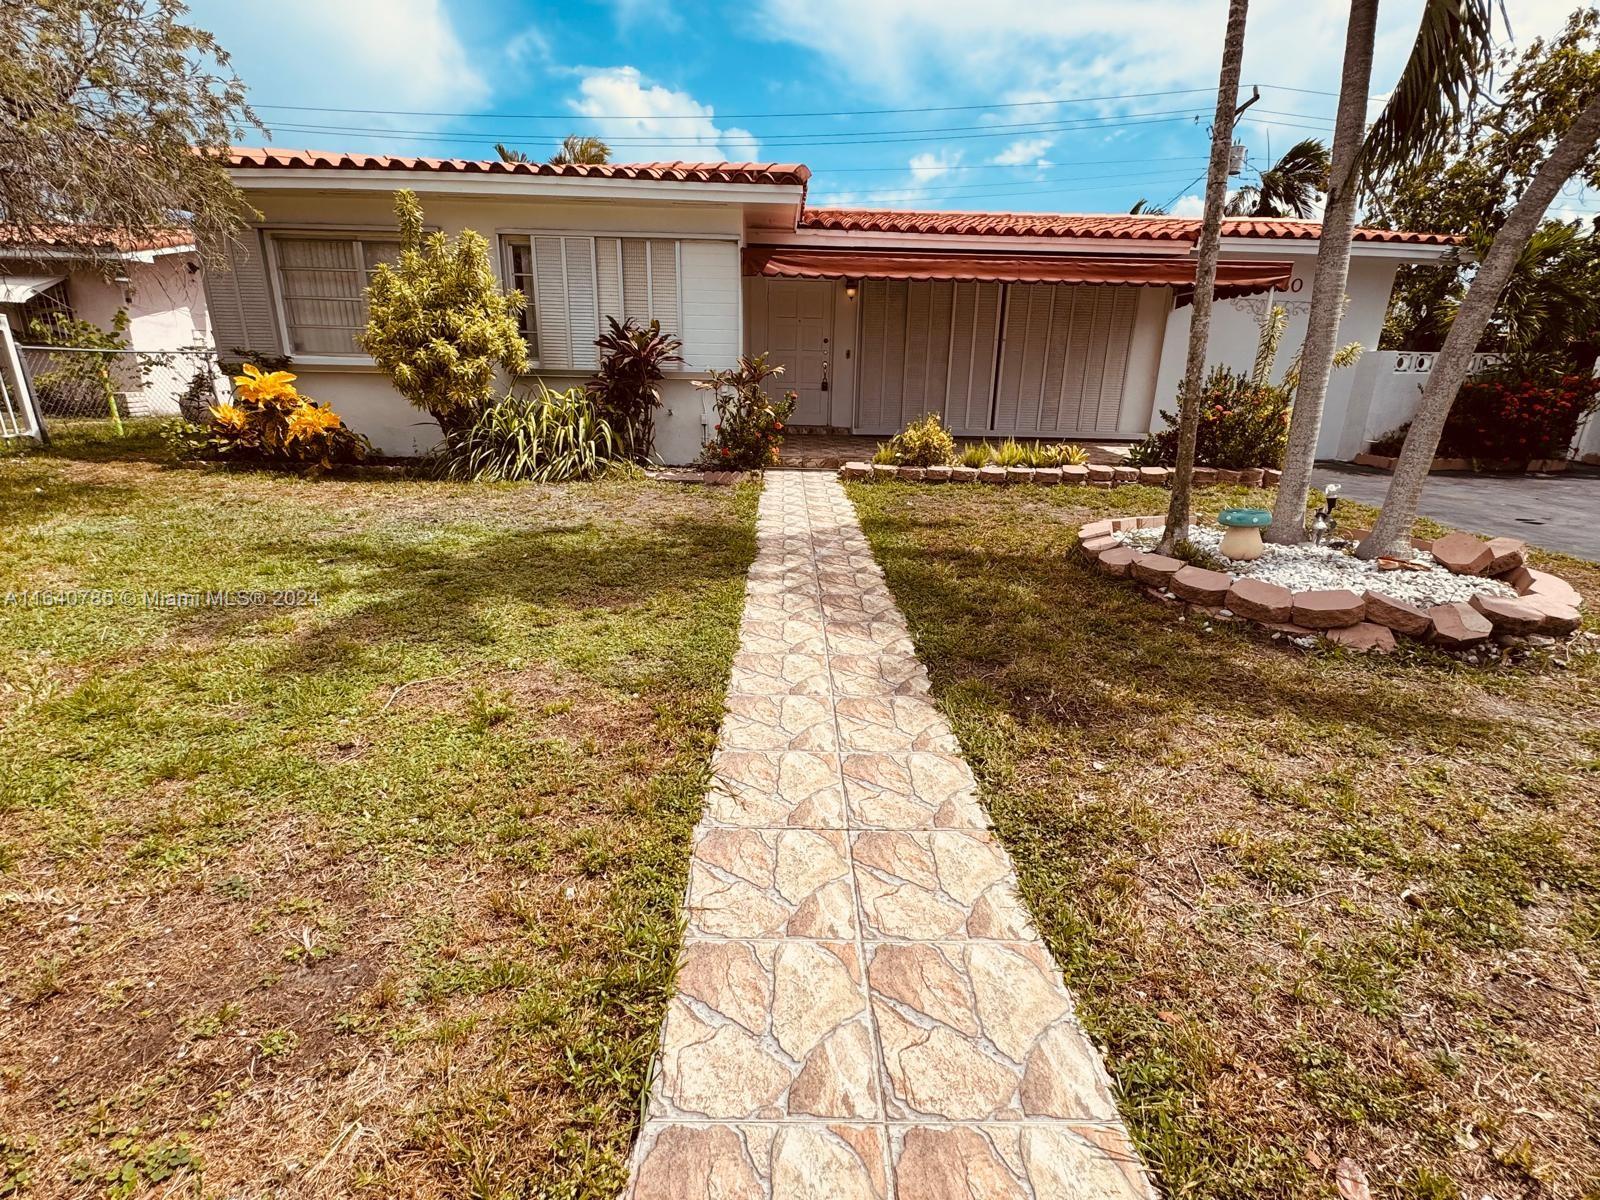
xmin=843 ymin=167 xmax=1212 ymax=201
xmin=244 ymin=82 xmax=1355 ymax=123
xmin=267 ymin=108 xmax=1223 ymax=148
xmin=247 ymin=85 xmax=1235 ymax=123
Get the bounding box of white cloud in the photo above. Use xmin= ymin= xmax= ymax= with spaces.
xmin=990 ymin=137 xmax=1054 ymax=167
xmin=1171 ymin=193 xmax=1206 ymax=217
xmin=909 ymin=149 xmax=962 ymax=179
xmin=192 ymin=0 xmax=489 ymax=144
xmin=568 ymin=67 xmax=759 ymax=161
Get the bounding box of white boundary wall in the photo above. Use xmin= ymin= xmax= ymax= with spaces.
xmin=1324 ymin=350 xmax=1600 ymax=463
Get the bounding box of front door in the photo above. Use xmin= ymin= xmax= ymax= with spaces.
xmin=763 ymin=279 xmax=834 ymax=426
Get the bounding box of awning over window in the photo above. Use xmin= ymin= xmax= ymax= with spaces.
xmin=742 ymin=246 xmax=1292 ymax=301
xmin=0 ymin=273 xmax=66 ymax=305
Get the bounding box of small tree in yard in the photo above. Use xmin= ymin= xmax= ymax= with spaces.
xmin=360 ymin=190 xmax=528 ymax=435
xmin=1 ymin=0 xmax=258 ymax=268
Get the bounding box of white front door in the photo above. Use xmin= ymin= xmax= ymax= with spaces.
xmin=763 ymin=279 xmax=834 ymax=426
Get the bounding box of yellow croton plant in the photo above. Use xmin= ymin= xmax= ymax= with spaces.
xmin=204 ymin=364 xmax=369 ymax=467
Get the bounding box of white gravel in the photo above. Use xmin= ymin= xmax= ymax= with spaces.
xmin=1117 ymin=524 xmax=1519 ymax=606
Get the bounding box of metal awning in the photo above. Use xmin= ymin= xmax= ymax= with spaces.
xmin=742 ymin=246 xmax=1293 ymax=300
xmin=0 ymin=274 xmax=66 ymax=304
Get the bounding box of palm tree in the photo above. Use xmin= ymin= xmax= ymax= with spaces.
xmin=550 ymin=135 xmax=611 ymax=166
xmin=1158 ymin=0 xmax=1250 ymax=555
xmin=1129 ymin=197 xmax=1169 ymax=215
xmin=1266 ymin=0 xmax=1493 ymax=545
xmin=494 ymin=143 xmax=531 ymax=164
xmin=1358 ymin=92 xmax=1600 ymax=559
xmin=1225 ymin=138 xmax=1331 ymax=217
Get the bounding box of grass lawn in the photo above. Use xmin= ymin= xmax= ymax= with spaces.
xmin=0 ymin=433 xmax=756 ymax=1198
xmin=848 ymin=480 xmax=1600 ymax=1200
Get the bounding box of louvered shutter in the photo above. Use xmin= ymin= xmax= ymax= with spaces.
xmin=532 ymin=236 xmax=570 ymax=368
xmin=647 ymin=240 xmax=679 ymax=336
xmin=856 ymin=279 xmax=889 ymax=432
xmin=203 ymin=230 xmax=281 ymax=357
xmin=564 ymin=237 xmax=599 ymax=369
xmin=596 ymin=237 xmax=623 ymax=331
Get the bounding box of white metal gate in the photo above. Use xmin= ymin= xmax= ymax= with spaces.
xmin=0 ymin=316 xmax=43 ymax=442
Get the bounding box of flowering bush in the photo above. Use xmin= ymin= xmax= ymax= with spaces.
xmin=192 ymin=365 xmax=371 ymax=469
xmin=1371 ymin=373 xmax=1600 ymax=463
xmin=1124 ymin=366 xmax=1291 ymax=469
xmin=695 ymin=354 xmax=796 ymax=469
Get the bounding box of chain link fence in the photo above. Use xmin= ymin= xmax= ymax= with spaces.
xmin=17 ymin=345 xmax=227 ymax=436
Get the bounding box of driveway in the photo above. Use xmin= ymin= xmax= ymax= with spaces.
xmin=1310 ymin=463 xmax=1600 ymax=561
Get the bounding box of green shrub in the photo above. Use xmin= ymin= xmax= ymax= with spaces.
xmin=587 ymin=317 xmax=683 ymax=462
xmin=695 ymin=353 xmax=796 ymax=469
xmin=957 ymin=442 xmax=992 ymax=468
xmin=433 ymin=384 xmax=617 ymax=482
xmin=872 ymin=441 xmax=898 ymax=464
xmin=993 ymin=438 xmax=1029 ymax=467
xmin=887 ymin=412 xmax=957 ymax=466
xmin=1125 ymin=366 xmax=1290 ymax=469
xmin=360 ymin=189 xmax=528 ymax=435
xmin=1369 ymin=371 xmax=1600 ymax=463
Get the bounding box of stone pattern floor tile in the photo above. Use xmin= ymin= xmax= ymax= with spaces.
xmin=628 ymin=472 xmax=1156 ymax=1200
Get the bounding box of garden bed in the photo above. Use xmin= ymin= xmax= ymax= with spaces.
xmin=840 ymin=461 xmax=1283 ymax=488
xmin=1081 ymin=516 xmax=1585 ymax=656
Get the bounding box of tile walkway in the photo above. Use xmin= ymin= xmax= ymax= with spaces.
xmin=626 ymin=471 xmax=1156 ymax=1200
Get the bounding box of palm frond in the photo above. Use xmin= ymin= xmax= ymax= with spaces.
xmin=1360 ymin=0 xmax=1496 ymax=184
xmin=550 ymin=135 xmax=612 ymax=165
xmin=1255 ymin=138 xmax=1331 ymax=216
xmin=494 ymin=143 xmax=531 ymax=164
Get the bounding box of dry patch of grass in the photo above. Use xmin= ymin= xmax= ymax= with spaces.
xmin=0 ymin=447 xmax=757 ymax=1198
xmin=848 ymin=479 xmax=1600 ymax=1200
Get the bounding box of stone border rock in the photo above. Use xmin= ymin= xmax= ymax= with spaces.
xmin=1076 ymin=516 xmax=1586 ymax=657
xmin=839 ymin=462 xmax=1282 ymax=488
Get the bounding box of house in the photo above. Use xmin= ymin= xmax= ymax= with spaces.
xmin=206 ymin=149 xmax=1455 ymax=462
xmin=0 ymin=229 xmax=216 ymax=418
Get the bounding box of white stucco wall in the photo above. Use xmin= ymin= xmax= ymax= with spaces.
xmin=1149 ymin=253 xmax=1400 ymax=453
xmin=233 ymin=188 xmax=749 ymax=462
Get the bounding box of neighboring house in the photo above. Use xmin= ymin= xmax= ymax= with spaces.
xmin=208 ymin=149 xmax=1455 ymax=462
xmin=0 ymin=228 xmax=215 ymax=418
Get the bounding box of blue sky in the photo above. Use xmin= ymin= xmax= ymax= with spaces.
xmin=190 ymin=0 xmax=1590 ymax=219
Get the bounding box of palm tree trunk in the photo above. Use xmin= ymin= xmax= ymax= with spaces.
xmin=1160 ymin=0 xmax=1250 ymax=554
xmin=1357 ymin=91 xmax=1600 ymax=559
xmin=1265 ymin=0 xmax=1377 ymax=544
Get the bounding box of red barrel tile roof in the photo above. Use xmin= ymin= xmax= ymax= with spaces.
xmin=226 ymin=148 xmax=811 ymax=187
xmin=0 ymin=225 xmax=193 ymax=254
xmin=799 ymin=207 xmax=1457 ymax=245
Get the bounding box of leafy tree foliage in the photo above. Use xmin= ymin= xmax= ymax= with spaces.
xmin=1372 ymin=8 xmax=1600 ymax=368
xmin=0 ymin=0 xmax=257 ymax=266
xmin=359 ymin=190 xmax=528 ymax=434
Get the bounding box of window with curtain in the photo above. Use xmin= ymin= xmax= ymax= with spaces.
xmin=500 ymin=234 xmax=681 ymax=370
xmin=271 ymin=235 xmax=400 ymax=356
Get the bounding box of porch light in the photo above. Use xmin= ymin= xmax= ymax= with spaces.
xmin=114 ymin=271 xmax=133 ymax=304
xmin=845 ymin=279 xmax=858 ymax=300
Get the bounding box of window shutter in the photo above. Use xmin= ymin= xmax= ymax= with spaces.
xmin=595 ymin=236 xmax=623 ymax=330
xmin=203 ymin=231 xmax=281 ymax=358
xmin=533 ymin=235 xmax=572 ymax=368
xmin=564 ymin=237 xmax=599 ymax=369
xmin=1095 ymin=290 xmax=1138 ymax=431
xmin=648 ymin=239 xmax=679 ymax=335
